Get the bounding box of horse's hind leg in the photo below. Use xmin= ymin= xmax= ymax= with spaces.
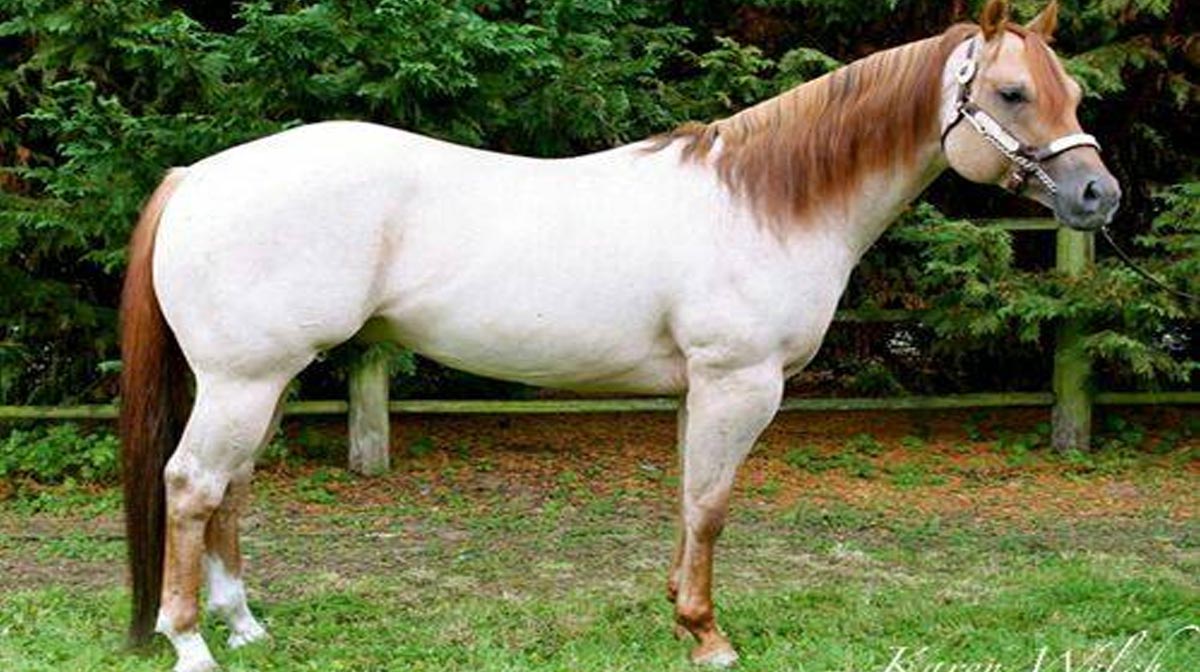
xmin=203 ymin=467 xmax=266 ymax=648
xmin=202 ymin=392 xmax=282 ymax=649
xmin=158 ymin=376 xmax=287 ymax=672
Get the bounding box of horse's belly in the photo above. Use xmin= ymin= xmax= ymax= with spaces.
xmin=372 ymin=295 xmax=688 ymax=393
xmin=418 ymin=344 xmax=688 ymax=394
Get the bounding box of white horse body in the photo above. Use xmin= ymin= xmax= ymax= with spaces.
xmin=124 ymin=8 xmax=1118 ymax=670
xmin=155 ymin=120 xmax=884 ymax=394
xmin=146 ymin=113 xmax=942 ymax=672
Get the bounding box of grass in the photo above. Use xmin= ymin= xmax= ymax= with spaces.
xmin=2 ymin=499 xmax=1196 ymax=671
xmin=1 ymin=409 xmax=1197 ymax=670
xmin=1 ymin=525 xmax=1196 ymax=671
xmin=0 ymin=568 xmax=1196 ymax=671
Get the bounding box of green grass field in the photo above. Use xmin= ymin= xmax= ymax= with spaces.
xmin=2 ymin=410 xmax=1198 ymax=670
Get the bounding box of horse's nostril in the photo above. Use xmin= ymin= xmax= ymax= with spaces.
xmin=1068 ymin=175 xmax=1121 ymax=226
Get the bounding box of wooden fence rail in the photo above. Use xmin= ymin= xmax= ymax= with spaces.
xmin=1 ymin=218 xmax=1197 ymax=473
xmin=2 ymin=390 xmax=1195 ymax=422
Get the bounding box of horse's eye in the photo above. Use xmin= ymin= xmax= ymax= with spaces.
xmin=998 ymin=87 xmax=1027 ymax=105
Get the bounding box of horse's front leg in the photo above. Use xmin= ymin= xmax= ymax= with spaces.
xmin=674 ymin=360 xmax=782 ymax=666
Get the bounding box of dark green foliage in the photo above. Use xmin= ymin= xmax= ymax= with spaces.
xmin=0 ymin=423 xmax=119 ymax=483
xmin=0 ymin=0 xmax=1195 ymax=404
xmin=860 ymin=195 xmax=1198 ymax=387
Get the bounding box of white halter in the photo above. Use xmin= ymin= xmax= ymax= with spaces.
xmin=941 ymin=37 xmax=1100 ymax=195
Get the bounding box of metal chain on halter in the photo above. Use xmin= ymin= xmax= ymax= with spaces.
xmin=969 ymin=125 xmax=1059 ymax=195
xmin=1099 ymin=225 xmax=1199 ymax=303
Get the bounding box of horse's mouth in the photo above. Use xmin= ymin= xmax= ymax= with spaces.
xmin=1057 ymin=210 xmax=1111 ymax=232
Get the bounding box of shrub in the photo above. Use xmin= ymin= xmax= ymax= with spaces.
xmin=0 ymin=1 xmax=1194 ymax=403
xmin=0 ymin=424 xmax=120 ymax=484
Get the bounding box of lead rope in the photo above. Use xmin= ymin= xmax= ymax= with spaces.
xmin=1099 ymin=225 xmax=1199 ymax=302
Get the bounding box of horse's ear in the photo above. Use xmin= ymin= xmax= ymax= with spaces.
xmin=979 ymin=0 xmax=1009 ymax=41
xmin=1025 ymin=1 xmax=1059 ymax=41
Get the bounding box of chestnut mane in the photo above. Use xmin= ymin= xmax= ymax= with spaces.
xmin=653 ymin=23 xmax=979 ymax=224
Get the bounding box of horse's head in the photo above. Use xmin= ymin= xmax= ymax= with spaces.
xmin=942 ymin=0 xmax=1119 ymax=231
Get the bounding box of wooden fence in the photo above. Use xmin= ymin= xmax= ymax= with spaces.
xmin=1 ymin=218 xmax=1196 ymax=474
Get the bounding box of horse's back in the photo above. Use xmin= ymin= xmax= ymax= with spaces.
xmin=151 ymin=121 xmax=704 ymax=390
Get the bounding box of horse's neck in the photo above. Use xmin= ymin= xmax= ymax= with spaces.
xmin=820 ymin=143 xmax=947 ymax=261
xmin=826 ymin=40 xmax=966 ymax=260
xmin=761 ymin=32 xmax=963 ymax=261
xmin=827 ymin=34 xmax=970 ymax=259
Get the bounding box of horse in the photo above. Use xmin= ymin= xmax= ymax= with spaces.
xmin=119 ymin=1 xmax=1119 ymax=670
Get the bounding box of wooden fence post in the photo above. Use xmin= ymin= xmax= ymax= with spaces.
xmin=348 ymin=345 xmax=390 ymax=475
xmin=1052 ymin=227 xmax=1094 ymax=452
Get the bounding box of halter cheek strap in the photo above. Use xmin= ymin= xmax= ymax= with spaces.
xmin=940 ymin=37 xmax=1101 ymax=196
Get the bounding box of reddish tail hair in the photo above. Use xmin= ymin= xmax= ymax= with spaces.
xmin=120 ymin=168 xmax=191 ymax=647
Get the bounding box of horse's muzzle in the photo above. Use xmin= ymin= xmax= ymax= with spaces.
xmin=1055 ymin=171 xmax=1121 ymax=231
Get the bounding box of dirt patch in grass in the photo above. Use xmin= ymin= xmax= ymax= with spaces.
xmin=275 ymin=406 xmax=1198 ymax=524
xmin=1 ymin=407 xmax=1196 ymax=597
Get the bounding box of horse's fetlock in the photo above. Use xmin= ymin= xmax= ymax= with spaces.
xmin=157 ymin=598 xmax=201 ymax=636
xmin=204 ymin=555 xmax=247 ymax=614
xmin=205 ymin=592 xmax=240 ymax=620
xmin=675 ymin=599 xmax=714 ymax=634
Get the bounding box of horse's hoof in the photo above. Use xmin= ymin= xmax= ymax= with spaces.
xmin=690 ymin=640 xmax=739 ymax=668
xmin=227 ymin=621 xmax=268 ymax=649
xmin=166 ymin=631 xmax=219 ymax=672
xmin=173 ymin=656 xmax=219 ymax=672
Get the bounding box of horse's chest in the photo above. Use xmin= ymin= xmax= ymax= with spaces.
xmin=777 ymin=310 xmax=840 ymax=376
xmin=772 ymin=272 xmax=851 ymax=376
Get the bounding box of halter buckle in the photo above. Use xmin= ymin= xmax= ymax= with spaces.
xmin=1003 ymin=168 xmax=1028 ymax=194
xmin=955 ymin=60 xmax=976 ymax=85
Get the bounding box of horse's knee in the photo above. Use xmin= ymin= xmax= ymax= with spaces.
xmin=683 ymin=496 xmax=729 ymax=543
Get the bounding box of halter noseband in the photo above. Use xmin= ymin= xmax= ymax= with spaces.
xmin=940 ymin=37 xmax=1100 ymax=195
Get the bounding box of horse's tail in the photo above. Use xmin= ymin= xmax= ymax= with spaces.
xmin=120 ymin=167 xmax=190 ymax=647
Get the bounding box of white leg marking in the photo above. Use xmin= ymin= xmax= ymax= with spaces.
xmin=204 ymin=554 xmax=268 ymax=649
xmin=155 ymin=612 xmax=218 ymax=672
xmin=695 ymin=647 xmax=740 ymax=668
